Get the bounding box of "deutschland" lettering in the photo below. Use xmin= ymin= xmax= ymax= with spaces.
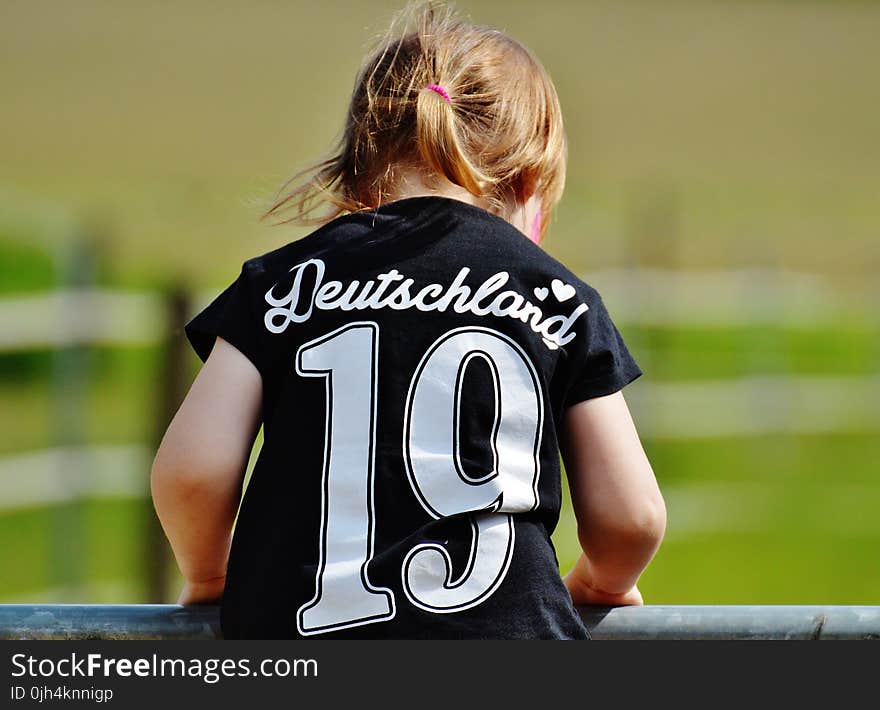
xmin=263 ymin=259 xmax=588 ymax=351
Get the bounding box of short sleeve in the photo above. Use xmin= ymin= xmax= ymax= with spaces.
xmin=563 ymin=288 xmax=643 ymax=406
xmin=184 ymin=263 xmax=266 ymax=374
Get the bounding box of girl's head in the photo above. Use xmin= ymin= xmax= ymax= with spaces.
xmin=264 ymin=1 xmax=567 ymax=243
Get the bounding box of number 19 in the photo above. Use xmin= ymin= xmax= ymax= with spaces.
xmin=295 ymin=322 xmax=543 ymax=635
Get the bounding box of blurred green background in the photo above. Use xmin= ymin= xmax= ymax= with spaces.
xmin=1 ymin=0 xmax=878 ymax=605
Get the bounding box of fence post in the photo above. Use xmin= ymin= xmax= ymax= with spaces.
xmin=49 ymin=236 xmax=97 ymax=598
xmin=143 ymin=284 xmax=191 ymax=603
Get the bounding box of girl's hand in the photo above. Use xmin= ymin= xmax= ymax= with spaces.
xmin=177 ymin=576 xmax=226 ymax=606
xmin=563 ymin=554 xmax=644 ymax=607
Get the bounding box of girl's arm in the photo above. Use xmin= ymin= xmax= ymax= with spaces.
xmin=560 ymin=390 xmax=666 ymax=606
xmin=151 ymin=336 xmax=263 ymax=605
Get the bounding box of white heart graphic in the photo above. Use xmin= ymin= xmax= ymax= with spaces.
xmin=551 ymin=279 xmax=576 ymax=302
xmin=533 ymin=287 xmax=549 ymax=301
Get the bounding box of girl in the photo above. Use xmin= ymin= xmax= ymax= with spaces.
xmin=151 ymin=2 xmax=665 ymax=639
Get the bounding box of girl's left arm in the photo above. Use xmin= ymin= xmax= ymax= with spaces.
xmin=151 ymin=336 xmax=263 ymax=605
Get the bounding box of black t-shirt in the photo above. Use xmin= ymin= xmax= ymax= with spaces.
xmin=184 ymin=196 xmax=642 ymax=639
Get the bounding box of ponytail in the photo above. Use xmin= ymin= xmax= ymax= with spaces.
xmin=415 ymin=83 xmax=490 ymax=196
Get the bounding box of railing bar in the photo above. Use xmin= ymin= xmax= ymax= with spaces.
xmin=2 ymin=605 xmax=879 ymax=640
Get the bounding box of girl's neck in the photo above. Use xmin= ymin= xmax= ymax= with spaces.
xmin=385 ymin=166 xmax=492 ymax=211
xmin=384 ymin=165 xmax=534 ymax=242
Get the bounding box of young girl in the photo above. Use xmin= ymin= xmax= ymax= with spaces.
xmin=151 ymin=2 xmax=665 ymax=639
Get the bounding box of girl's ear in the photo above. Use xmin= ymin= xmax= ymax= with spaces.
xmin=514 ymin=172 xmax=545 ymax=244
xmin=501 ymin=175 xmax=543 ymax=243
xmin=527 ymin=193 xmax=543 ymax=245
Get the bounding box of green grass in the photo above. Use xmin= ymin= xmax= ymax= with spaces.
xmin=0 ymin=240 xmax=56 ymax=294
xmin=645 ymin=432 xmax=880 ymax=486
xmin=0 ymin=346 xmax=166 ymax=455
xmin=641 ymin=535 xmax=880 ymax=605
xmin=553 ymin=433 xmax=880 ymax=603
xmin=622 ymin=324 xmax=880 ymax=381
xmin=0 ymin=499 xmax=148 ymax=602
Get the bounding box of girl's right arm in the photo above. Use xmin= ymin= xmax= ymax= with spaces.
xmin=560 ymin=390 xmax=666 ymax=606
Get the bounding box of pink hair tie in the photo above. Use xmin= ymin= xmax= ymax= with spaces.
xmin=425 ymin=83 xmax=451 ymax=103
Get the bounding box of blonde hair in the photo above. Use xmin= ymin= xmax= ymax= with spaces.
xmin=263 ymin=1 xmax=567 ymax=241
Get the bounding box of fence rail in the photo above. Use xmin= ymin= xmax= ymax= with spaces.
xmin=0 ymin=268 xmax=870 ymax=352
xmin=1 ymin=605 xmax=879 ymax=640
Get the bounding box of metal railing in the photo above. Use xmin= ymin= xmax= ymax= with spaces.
xmin=1 ymin=605 xmax=878 ymax=640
